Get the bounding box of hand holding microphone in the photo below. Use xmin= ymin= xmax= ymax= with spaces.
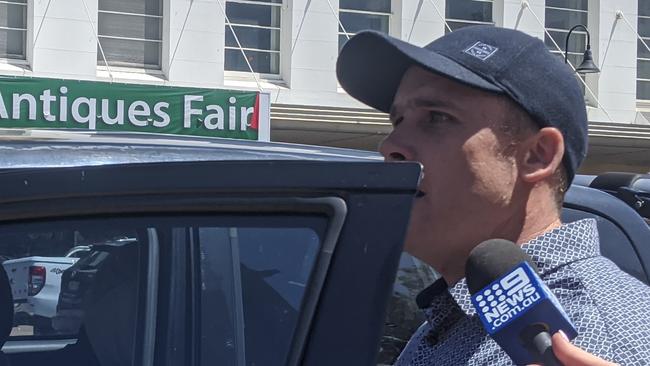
xmin=536 ymin=331 xmax=617 ymax=366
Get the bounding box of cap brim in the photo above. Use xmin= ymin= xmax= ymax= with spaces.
xmin=336 ymin=31 xmax=503 ymax=113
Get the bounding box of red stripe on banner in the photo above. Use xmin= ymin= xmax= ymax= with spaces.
xmin=250 ymin=94 xmax=260 ymax=130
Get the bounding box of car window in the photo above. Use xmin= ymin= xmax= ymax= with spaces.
xmin=193 ymin=216 xmax=325 ymax=366
xmin=0 ymin=213 xmax=329 ymax=366
xmin=0 ymin=222 xmax=145 ymax=341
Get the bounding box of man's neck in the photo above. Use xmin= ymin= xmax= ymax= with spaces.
xmin=441 ymin=213 xmax=562 ymax=286
xmin=514 ymin=218 xmax=562 ymax=245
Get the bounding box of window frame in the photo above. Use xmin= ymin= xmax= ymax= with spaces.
xmin=544 ymin=5 xmax=589 ymax=61
xmin=182 ymin=209 xmax=342 ymax=366
xmin=97 ymin=0 xmax=164 ymax=71
xmin=638 ymin=8 xmax=650 ymax=101
xmin=224 ymin=0 xmax=283 ymax=79
xmin=444 ymin=0 xmax=495 ymax=33
xmin=543 ymin=1 xmax=591 ymax=97
xmin=337 ymin=1 xmax=392 ymax=52
xmin=0 ymin=0 xmax=28 ymax=62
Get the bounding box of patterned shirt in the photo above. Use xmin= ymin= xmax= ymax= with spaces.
xmin=395 ymin=219 xmax=650 ymax=365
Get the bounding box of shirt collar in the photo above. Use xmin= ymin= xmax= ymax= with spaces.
xmin=418 ymin=218 xmax=600 ymax=316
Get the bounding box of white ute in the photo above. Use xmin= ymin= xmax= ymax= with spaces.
xmin=2 ymin=247 xmax=88 ymax=333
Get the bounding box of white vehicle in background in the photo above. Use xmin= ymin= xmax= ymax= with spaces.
xmin=1 ymin=246 xmax=90 ymax=334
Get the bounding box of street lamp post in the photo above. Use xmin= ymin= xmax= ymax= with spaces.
xmin=564 ymin=24 xmax=600 ymax=74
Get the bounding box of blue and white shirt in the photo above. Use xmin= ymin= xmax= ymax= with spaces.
xmin=395 ymin=219 xmax=650 ymax=365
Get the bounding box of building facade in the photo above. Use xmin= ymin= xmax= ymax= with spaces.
xmin=1 ymin=0 xmax=650 ymax=173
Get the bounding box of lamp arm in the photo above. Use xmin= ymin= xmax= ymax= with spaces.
xmin=564 ymin=24 xmax=590 ymax=64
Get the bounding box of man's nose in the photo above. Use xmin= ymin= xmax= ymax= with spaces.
xmin=379 ymin=133 xmax=411 ymax=162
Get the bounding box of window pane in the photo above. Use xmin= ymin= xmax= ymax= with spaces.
xmin=545 ymin=31 xmax=586 ymax=52
xmin=640 ymin=0 xmax=650 ymax=17
xmin=446 ymin=21 xmax=493 ymax=33
xmin=339 ymin=0 xmax=391 ymax=13
xmin=226 ymin=2 xmax=281 ymax=28
xmin=98 ymin=0 xmax=162 ymax=16
xmin=98 ymin=12 xmax=162 ymax=41
xmin=232 ymin=0 xmax=282 ymax=4
xmin=198 ymin=219 xmax=322 ymax=366
xmin=0 ymin=220 xmax=144 ymax=345
xmin=98 ymin=37 xmax=161 ymax=68
xmin=638 ymin=59 xmax=650 ymax=79
xmin=340 ymin=11 xmax=389 ymax=34
xmin=545 ymin=8 xmax=588 ymax=30
xmin=339 ymin=34 xmax=350 ymax=52
xmin=225 ymin=48 xmax=279 ymax=74
xmin=637 ymin=80 xmax=650 ymax=100
xmin=546 ymin=0 xmax=588 ymax=11
xmin=638 ymin=17 xmax=650 ymax=38
xmin=226 ymin=26 xmax=280 ymax=51
xmin=0 ymin=3 xmax=26 ymax=29
xmin=446 ymin=0 xmax=492 ymax=22
xmin=0 ymin=28 xmax=25 ymax=59
xmin=638 ymin=39 xmax=650 ymax=59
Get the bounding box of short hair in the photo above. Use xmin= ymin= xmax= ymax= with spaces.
xmin=497 ymin=98 xmax=569 ymax=211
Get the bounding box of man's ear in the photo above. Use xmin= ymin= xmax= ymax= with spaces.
xmin=518 ymin=127 xmax=564 ymax=183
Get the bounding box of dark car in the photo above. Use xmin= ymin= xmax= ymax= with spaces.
xmin=0 ymin=129 xmax=648 ymax=366
xmin=0 ymin=130 xmax=420 ymax=366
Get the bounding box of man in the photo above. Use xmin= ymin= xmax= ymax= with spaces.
xmin=336 ymin=26 xmax=650 ymax=365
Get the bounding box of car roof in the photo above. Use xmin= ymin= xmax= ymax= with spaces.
xmin=0 ymin=129 xmax=382 ymax=169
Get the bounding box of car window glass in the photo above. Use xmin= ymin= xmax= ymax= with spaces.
xmin=194 ymin=215 xmax=324 ymax=366
xmin=0 ymin=222 xmax=145 ymax=342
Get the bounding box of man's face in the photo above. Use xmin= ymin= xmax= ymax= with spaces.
xmin=380 ymin=66 xmax=525 ymax=278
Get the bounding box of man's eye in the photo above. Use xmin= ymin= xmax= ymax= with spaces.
xmin=428 ymin=111 xmax=451 ymax=124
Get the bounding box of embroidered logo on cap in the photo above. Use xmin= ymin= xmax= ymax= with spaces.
xmin=464 ymin=41 xmax=499 ymax=61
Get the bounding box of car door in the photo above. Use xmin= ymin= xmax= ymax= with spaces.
xmin=0 ymin=160 xmax=421 ymax=366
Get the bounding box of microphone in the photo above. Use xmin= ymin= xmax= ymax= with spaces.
xmin=465 ymin=239 xmax=578 ymax=365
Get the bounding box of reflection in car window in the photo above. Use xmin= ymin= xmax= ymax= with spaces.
xmin=0 ymin=214 xmax=326 ymax=366
xmin=195 ymin=218 xmax=323 ymax=366
xmin=0 ymin=222 xmax=143 ymax=340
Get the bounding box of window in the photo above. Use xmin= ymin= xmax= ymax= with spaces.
xmin=545 ymin=0 xmax=588 ymax=93
xmin=638 ymin=0 xmax=650 ymax=100
xmin=445 ymin=0 xmax=494 ymax=33
xmin=0 ymin=0 xmax=27 ymax=60
xmin=195 ymin=215 xmax=325 ymax=366
xmin=97 ymin=0 xmax=163 ymax=69
xmin=338 ymin=0 xmax=391 ymax=52
xmin=225 ymin=0 xmax=282 ymax=75
xmin=0 ymin=218 xmax=147 ymax=359
xmin=0 ymin=213 xmax=326 ymax=365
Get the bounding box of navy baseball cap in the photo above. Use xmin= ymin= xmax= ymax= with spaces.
xmin=336 ymin=25 xmax=588 ymax=184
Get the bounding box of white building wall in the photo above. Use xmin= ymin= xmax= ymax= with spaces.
xmin=588 ymin=0 xmax=638 ymax=124
xmin=397 ymin=0 xmax=446 ymax=47
xmin=32 ymin=0 xmax=98 ymax=79
xmin=164 ymin=0 xmax=225 ymax=87
xmin=0 ymin=0 xmax=647 ymax=124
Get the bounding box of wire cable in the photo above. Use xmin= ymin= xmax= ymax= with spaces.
xmin=216 ymin=0 xmax=263 ymax=92
xmin=81 ymin=0 xmax=114 ymax=82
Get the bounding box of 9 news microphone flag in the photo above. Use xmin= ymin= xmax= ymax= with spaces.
xmin=465 ymin=239 xmax=578 ymax=365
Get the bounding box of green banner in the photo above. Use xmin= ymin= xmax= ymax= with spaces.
xmin=0 ymin=76 xmax=263 ymax=140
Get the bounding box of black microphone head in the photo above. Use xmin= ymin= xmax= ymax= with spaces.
xmin=465 ymin=239 xmax=539 ymax=295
